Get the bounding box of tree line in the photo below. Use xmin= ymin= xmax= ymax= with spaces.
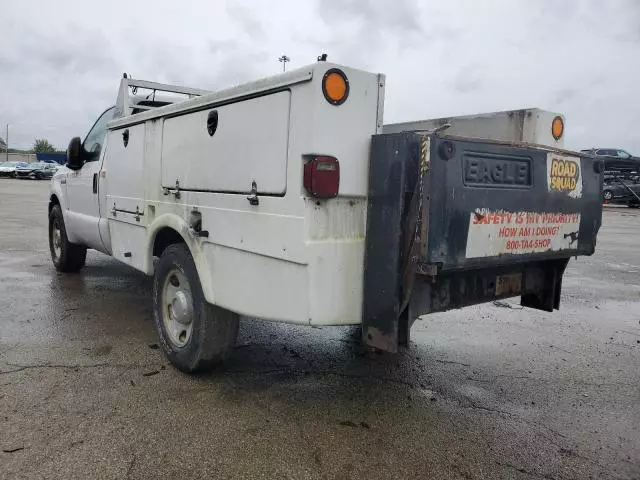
xmin=0 ymin=137 xmax=61 ymax=154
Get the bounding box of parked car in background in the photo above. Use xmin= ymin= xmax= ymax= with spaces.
xmin=0 ymin=161 xmax=29 ymax=178
xmin=581 ymin=148 xmax=640 ymax=172
xmin=15 ymin=162 xmax=59 ymax=180
xmin=602 ymin=174 xmax=640 ymax=207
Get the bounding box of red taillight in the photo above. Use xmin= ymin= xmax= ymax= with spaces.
xmin=303 ymin=156 xmax=340 ymax=198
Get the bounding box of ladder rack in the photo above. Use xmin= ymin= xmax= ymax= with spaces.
xmin=115 ymin=77 xmax=213 ymax=118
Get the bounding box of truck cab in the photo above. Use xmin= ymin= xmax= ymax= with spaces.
xmin=49 ymin=62 xmax=603 ymax=372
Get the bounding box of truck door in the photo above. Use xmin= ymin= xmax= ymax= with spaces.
xmin=65 ymin=106 xmax=115 ymax=253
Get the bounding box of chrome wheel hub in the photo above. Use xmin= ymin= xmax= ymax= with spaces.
xmin=52 ymin=222 xmax=62 ymax=259
xmin=161 ymin=269 xmax=194 ymax=347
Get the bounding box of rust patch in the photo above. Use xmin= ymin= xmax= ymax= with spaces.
xmin=495 ymin=273 xmax=522 ymax=296
xmin=474 ymin=210 xmax=486 ymax=221
xmin=363 ymin=326 xmax=397 ymax=353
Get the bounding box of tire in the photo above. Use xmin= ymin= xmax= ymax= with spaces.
xmin=48 ymin=204 xmax=87 ymax=272
xmin=602 ymin=190 xmax=614 ymax=201
xmin=152 ymin=243 xmax=239 ymax=372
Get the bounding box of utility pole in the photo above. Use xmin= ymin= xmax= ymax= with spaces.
xmin=278 ymin=55 xmax=290 ymax=72
xmin=5 ymin=124 xmax=8 ymax=163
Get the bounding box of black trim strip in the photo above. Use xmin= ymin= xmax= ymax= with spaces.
xmin=110 ymin=87 xmax=292 ymax=131
xmin=113 ymin=208 xmax=144 ymax=215
xmin=163 ymin=187 xmax=285 ymax=198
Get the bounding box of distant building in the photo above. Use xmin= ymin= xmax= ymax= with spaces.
xmin=2 ymin=152 xmax=66 ymax=164
xmin=36 ymin=152 xmax=66 ymax=164
xmin=2 ymin=153 xmax=37 ymax=163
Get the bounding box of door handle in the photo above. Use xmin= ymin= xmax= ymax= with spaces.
xmin=92 ymin=173 xmax=98 ymax=194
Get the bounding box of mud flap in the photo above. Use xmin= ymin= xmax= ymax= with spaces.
xmin=361 ymin=134 xmax=420 ymax=352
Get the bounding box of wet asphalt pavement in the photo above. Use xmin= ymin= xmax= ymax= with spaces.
xmin=0 ymin=179 xmax=638 ymax=480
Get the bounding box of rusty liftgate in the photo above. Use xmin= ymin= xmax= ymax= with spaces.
xmin=361 ymin=132 xmax=604 ymax=352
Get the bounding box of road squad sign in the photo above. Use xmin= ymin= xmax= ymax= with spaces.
xmin=547 ymin=152 xmax=582 ymax=198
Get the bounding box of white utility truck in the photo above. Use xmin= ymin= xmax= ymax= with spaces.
xmin=49 ymin=61 xmax=603 ymax=372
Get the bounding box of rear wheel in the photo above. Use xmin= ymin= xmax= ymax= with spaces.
xmin=602 ymin=190 xmax=613 ymax=201
xmin=49 ymin=204 xmax=87 ymax=272
xmin=152 ymin=243 xmax=239 ymax=372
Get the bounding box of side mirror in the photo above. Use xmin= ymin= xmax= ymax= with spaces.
xmin=66 ymin=137 xmax=84 ymax=170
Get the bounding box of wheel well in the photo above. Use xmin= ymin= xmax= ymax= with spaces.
xmin=153 ymin=227 xmax=185 ymax=257
xmin=49 ymin=194 xmax=60 ymax=213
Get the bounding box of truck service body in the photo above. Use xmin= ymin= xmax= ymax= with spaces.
xmin=49 ymin=62 xmax=603 ymax=371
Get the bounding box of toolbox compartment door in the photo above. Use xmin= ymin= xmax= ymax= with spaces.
xmin=361 ymin=132 xmax=603 ymax=352
xmin=161 ymin=91 xmax=290 ymax=195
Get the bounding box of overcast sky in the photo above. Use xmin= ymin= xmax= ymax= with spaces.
xmin=1 ymin=0 xmax=639 ymax=152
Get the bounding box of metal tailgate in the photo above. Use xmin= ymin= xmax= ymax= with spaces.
xmin=361 ymin=132 xmax=603 ymax=352
xmin=424 ymin=135 xmax=602 ymax=269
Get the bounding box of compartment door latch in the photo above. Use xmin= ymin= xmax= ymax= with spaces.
xmin=163 ymin=179 xmax=181 ymax=200
xmin=246 ymin=180 xmax=259 ymax=206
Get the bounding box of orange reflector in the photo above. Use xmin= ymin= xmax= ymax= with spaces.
xmin=322 ymin=69 xmax=349 ymax=105
xmin=551 ymin=116 xmax=564 ymax=140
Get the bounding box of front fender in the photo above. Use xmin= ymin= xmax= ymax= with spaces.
xmin=49 ymin=173 xmax=67 ymax=209
xmin=49 ymin=171 xmax=79 ymax=241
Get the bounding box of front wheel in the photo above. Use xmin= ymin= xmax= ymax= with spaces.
xmin=152 ymin=243 xmax=239 ymax=372
xmin=602 ymin=190 xmax=614 ymax=202
xmin=49 ymin=204 xmax=87 ymax=272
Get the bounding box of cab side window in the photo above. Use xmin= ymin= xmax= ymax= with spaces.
xmin=83 ymin=107 xmax=116 ymax=162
